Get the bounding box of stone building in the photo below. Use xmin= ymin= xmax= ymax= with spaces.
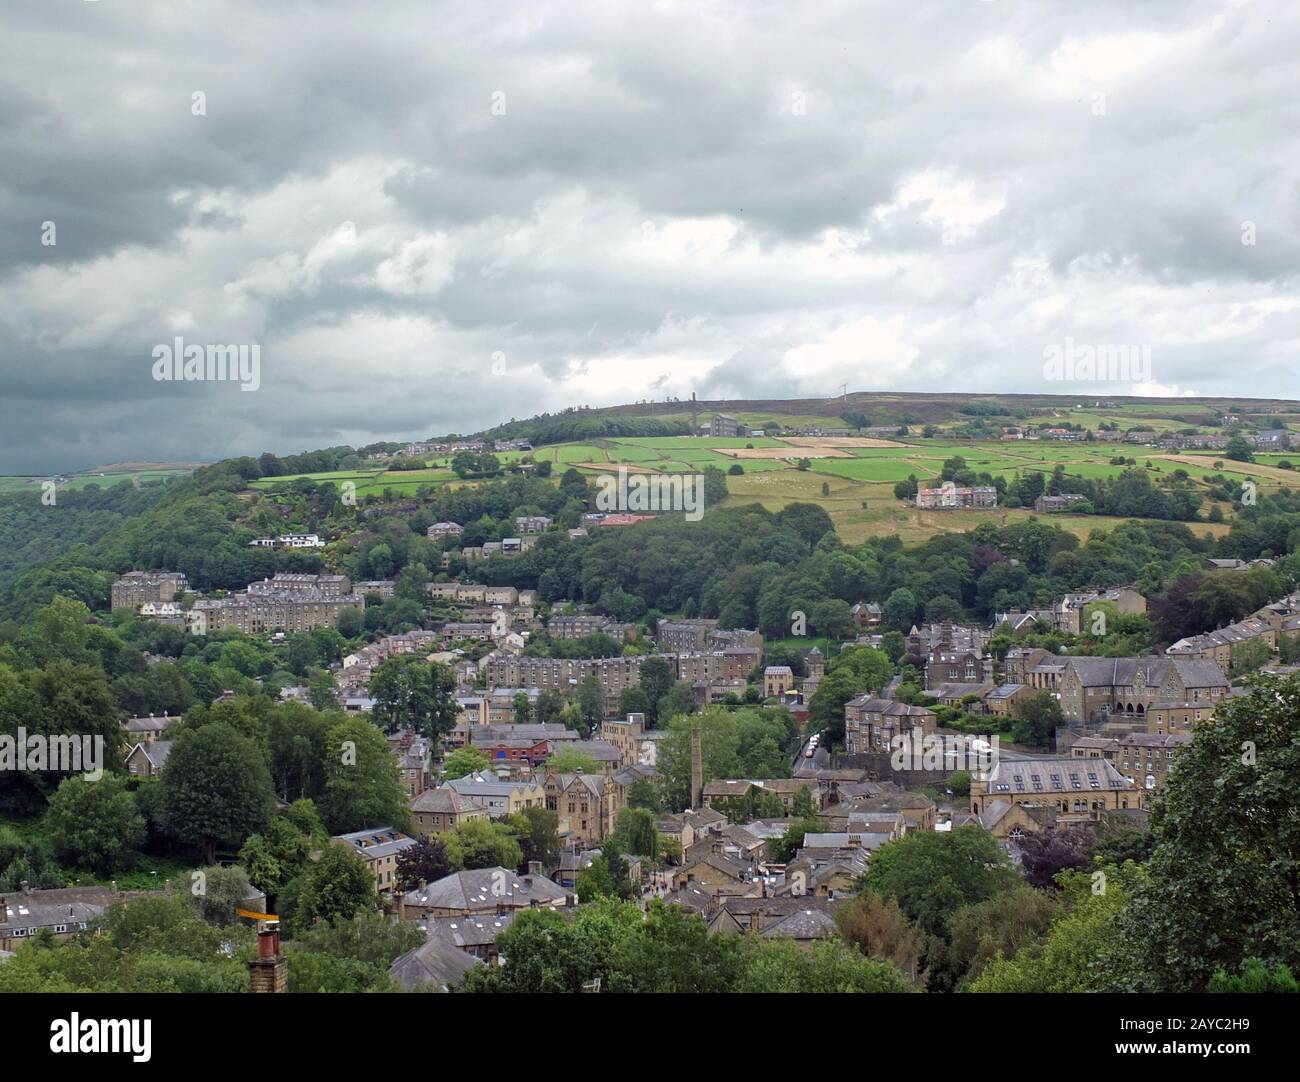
xmin=969 ymin=756 xmax=1139 ymax=825
xmin=111 ymin=571 xmax=189 ymax=611
xmin=544 ymin=771 xmax=622 ymax=845
xmin=1070 ymin=732 xmax=1190 ymax=790
xmin=410 ymin=788 xmax=488 ymax=837
xmin=248 ymin=572 xmax=353 ymax=596
xmin=915 ymin=481 xmax=997 ymax=510
xmin=763 ymin=666 xmax=794 ymax=697
xmin=1146 ymin=698 xmax=1221 ymax=735
xmin=843 ymin=697 xmax=938 ymax=755
xmin=1166 ymin=616 xmax=1277 ymax=671
xmin=484 ymin=653 xmax=647 ymax=714
xmin=189 ymin=587 xmax=365 ymax=635
xmin=1056 ymin=656 xmax=1228 ymax=724
xmin=331 ymin=827 xmax=418 ymax=898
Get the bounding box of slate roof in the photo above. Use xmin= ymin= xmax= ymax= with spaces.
xmin=760 ymin=908 xmax=839 ymax=940
xmin=424 ymin=912 xmax=516 ymax=949
xmin=402 ymin=867 xmax=569 ymax=911
xmin=410 ymin=789 xmax=480 ymax=815
xmin=985 ymin=757 xmax=1133 ymax=793
xmin=1064 ymin=656 xmax=1227 ymax=689
xmin=718 ymin=895 xmax=838 ymax=920
xmin=332 ymin=827 xmax=417 ymax=861
xmin=680 ymin=852 xmax=749 ymax=881
xmin=389 ymin=938 xmax=482 ymax=990
xmin=662 ymin=884 xmax=713 ymax=914
xmin=684 ymin=807 xmax=728 ymax=830
xmin=1 ymin=887 xmax=152 ymax=936
xmin=122 ymin=715 xmax=174 ymax=734
xmin=127 ymin=740 xmax=172 ymax=771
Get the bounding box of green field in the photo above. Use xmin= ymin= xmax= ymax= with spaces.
xmin=249 ymin=465 xmax=457 ymax=499
xmin=235 ymin=418 xmax=1292 ymax=546
xmin=806 ymin=458 xmax=928 ymax=482
xmin=0 ymin=468 xmax=193 ymax=495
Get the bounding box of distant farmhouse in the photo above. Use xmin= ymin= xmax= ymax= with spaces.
xmin=1033 ymin=493 xmax=1087 ymax=513
xmin=709 ymin=413 xmax=749 ymax=438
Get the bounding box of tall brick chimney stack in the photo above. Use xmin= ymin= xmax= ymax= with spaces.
xmin=248 ymin=920 xmax=288 ymax=993
xmin=690 ymin=727 xmax=703 ymax=810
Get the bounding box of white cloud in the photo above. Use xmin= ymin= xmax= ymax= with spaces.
xmin=0 ymin=0 xmax=1297 ymax=470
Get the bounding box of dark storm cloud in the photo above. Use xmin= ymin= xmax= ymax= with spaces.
xmin=0 ymin=0 xmax=1297 ymax=472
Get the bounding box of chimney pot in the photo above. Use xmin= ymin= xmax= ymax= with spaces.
xmin=257 ymin=920 xmax=281 ymax=958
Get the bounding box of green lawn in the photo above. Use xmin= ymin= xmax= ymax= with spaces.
xmin=807 ymin=457 xmax=929 ymax=482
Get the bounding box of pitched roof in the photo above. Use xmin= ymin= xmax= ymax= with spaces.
xmin=985 ymin=757 xmax=1133 ymax=793
xmin=332 ymin=827 xmax=417 ymax=861
xmin=410 ymin=788 xmax=480 ymax=815
xmin=760 ymin=908 xmax=839 ymax=940
xmin=389 ymin=938 xmax=482 ymax=990
xmin=680 ymin=852 xmax=749 ymax=881
xmin=1064 ymin=656 xmax=1168 ymax=687
xmin=424 ymin=912 xmax=516 ymax=949
xmin=402 ymin=867 xmax=569 ymax=910
xmin=126 ymin=740 xmax=172 ymax=770
xmin=1 ymin=886 xmax=152 ymax=934
xmin=662 ymin=884 xmax=713 ymax=914
xmin=1168 ymin=659 xmax=1231 ymax=688
xmin=122 ymin=715 xmax=173 ymax=733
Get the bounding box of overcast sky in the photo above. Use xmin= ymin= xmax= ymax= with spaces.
xmin=2 ymin=0 xmax=1298 ymax=473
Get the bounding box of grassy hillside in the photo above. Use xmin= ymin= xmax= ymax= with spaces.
xmin=2 ymin=393 xmax=1294 ymax=609
xmin=246 ymin=423 xmax=1287 ymax=546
